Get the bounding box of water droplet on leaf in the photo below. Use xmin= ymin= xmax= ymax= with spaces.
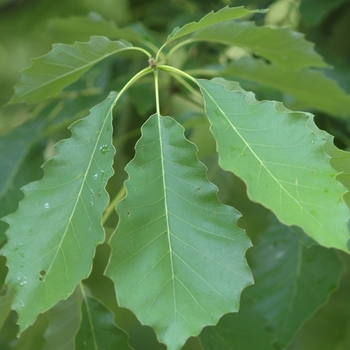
xmin=44 ymin=202 xmax=50 ymax=209
xmin=100 ymin=145 xmax=109 ymax=155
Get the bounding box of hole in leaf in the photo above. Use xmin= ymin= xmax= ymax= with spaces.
xmin=39 ymin=270 xmax=46 ymax=281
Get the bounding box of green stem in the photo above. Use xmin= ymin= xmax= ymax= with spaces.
xmin=154 ymin=68 xmax=161 ymax=115
xmin=129 ymin=46 xmax=153 ymax=58
xmin=185 ymin=68 xmax=221 ymax=77
xmin=168 ymin=71 xmax=202 ymax=100
xmin=166 ymin=38 xmax=195 ymax=60
xmin=113 ymin=66 xmax=153 ymax=105
xmin=102 ymin=185 xmax=126 ymax=225
xmin=157 ymin=64 xmax=197 ymax=84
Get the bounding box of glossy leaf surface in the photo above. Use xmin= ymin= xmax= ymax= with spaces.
xmin=0 ymin=96 xmax=116 ymax=331
xmin=106 ymin=113 xmax=253 ymax=350
xmin=197 ymin=78 xmax=350 ymax=251
xmin=9 ymin=37 xmax=133 ymax=104
xmin=193 ymin=21 xmax=326 ymax=69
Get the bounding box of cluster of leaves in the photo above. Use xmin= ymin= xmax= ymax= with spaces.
xmin=1 ymin=2 xmax=350 ymax=350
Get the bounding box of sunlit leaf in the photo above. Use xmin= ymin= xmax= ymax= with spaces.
xmin=165 ymin=6 xmax=266 ymax=43
xmin=9 ymin=37 xmax=134 ymax=104
xmin=197 ymin=78 xmax=350 ymax=252
xmin=221 ymin=57 xmax=350 ymax=118
xmin=247 ymin=220 xmax=344 ymax=348
xmin=192 ymin=21 xmax=327 ymax=69
xmin=0 ymin=95 xmax=116 ymax=332
xmin=105 ymin=113 xmax=253 ymax=350
xmin=75 ymin=290 xmax=133 ymax=350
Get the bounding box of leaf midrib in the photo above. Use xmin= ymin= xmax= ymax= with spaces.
xmin=41 ymin=102 xmax=114 ymax=291
xmin=201 ymin=84 xmax=325 ymax=231
xmin=157 ymin=114 xmax=177 ymax=318
xmin=15 ymin=42 xmax=132 ymax=101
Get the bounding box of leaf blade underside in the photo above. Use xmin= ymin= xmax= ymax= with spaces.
xmin=197 ymin=79 xmax=350 ymax=252
xmin=0 ymin=95 xmax=116 ymax=332
xmin=105 ymin=113 xmax=253 ymax=350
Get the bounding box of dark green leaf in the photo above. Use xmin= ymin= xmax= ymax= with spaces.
xmin=75 ymin=292 xmax=133 ymax=350
xmin=48 ymin=13 xmax=152 ymax=45
xmin=200 ymin=294 xmax=274 ymax=350
xmin=247 ymin=220 xmax=344 ymax=348
xmin=43 ymin=287 xmax=82 ymax=350
xmin=0 ymin=286 xmax=13 ymax=329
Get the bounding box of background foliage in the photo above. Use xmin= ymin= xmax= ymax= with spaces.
xmin=1 ymin=0 xmax=350 ymax=349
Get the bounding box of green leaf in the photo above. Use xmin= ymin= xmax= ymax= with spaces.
xmin=9 ymin=37 xmax=134 ymax=105
xmin=306 ymin=118 xmax=350 ymax=208
xmin=247 ymin=220 xmax=344 ymax=348
xmin=165 ymin=6 xmax=266 ymax=43
xmin=199 ymin=295 xmax=275 ymax=350
xmin=11 ymin=314 xmax=48 ymax=350
xmin=75 ymin=291 xmax=133 ymax=350
xmin=0 ymin=286 xmax=14 ymax=329
xmin=0 ymin=117 xmax=46 ymax=245
xmin=0 ymin=95 xmax=116 ymax=332
xmin=221 ymin=57 xmax=350 ymax=118
xmin=43 ymin=287 xmax=82 ymax=350
xmin=48 ymin=13 xmax=152 ymax=45
xmin=105 ymin=113 xmax=253 ymax=350
xmin=300 ymin=0 xmax=347 ymax=26
xmin=192 ymin=21 xmax=327 ymax=70
xmin=197 ymin=79 xmax=350 ymax=252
